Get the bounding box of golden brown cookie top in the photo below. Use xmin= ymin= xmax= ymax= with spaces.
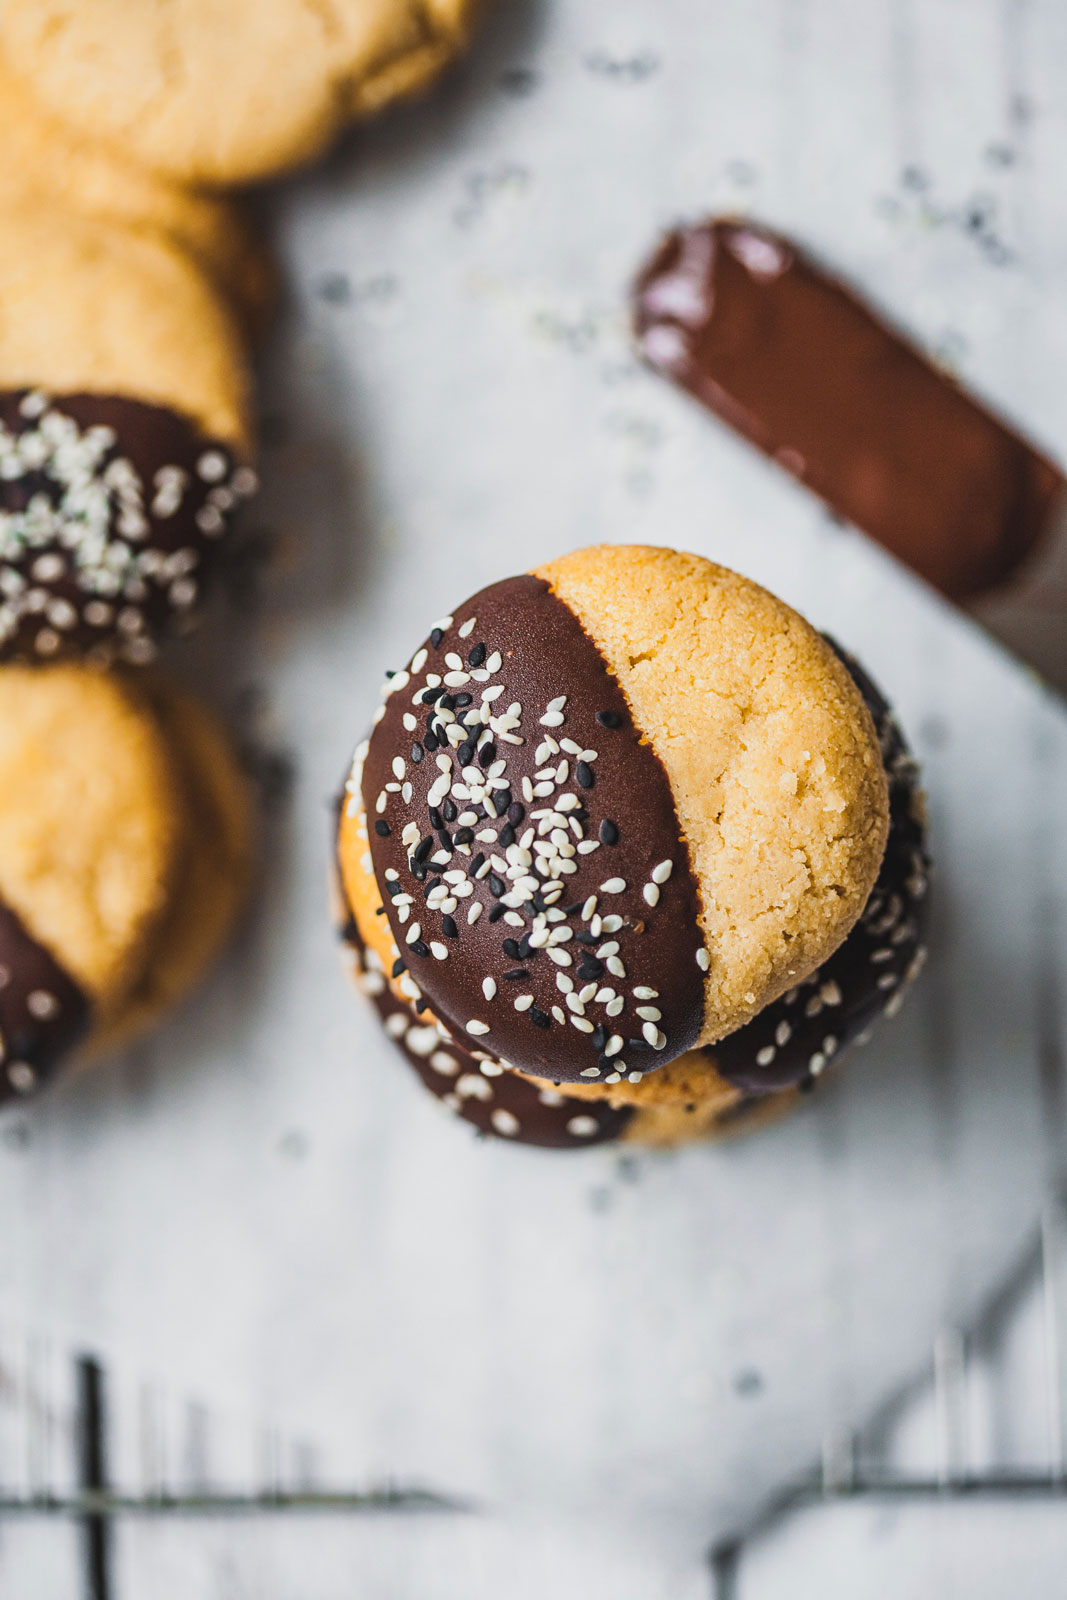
xmin=536 ymin=546 xmax=890 ymax=1043
xmin=0 ymin=665 xmax=180 ymax=1010
xmin=1 ymin=0 xmax=484 ymax=186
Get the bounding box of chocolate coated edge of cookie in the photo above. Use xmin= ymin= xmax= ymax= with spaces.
xmin=0 ymin=899 xmax=91 ymax=1108
xmin=358 ymin=574 xmax=706 ymax=1085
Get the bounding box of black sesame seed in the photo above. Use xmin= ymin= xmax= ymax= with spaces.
xmin=468 ymin=642 xmax=487 ymax=667
xmin=562 ymin=901 xmax=583 ymax=917
xmin=518 ymin=934 xmax=534 ymax=959
xmin=503 ymin=968 xmax=529 ymax=980
xmin=598 ymin=1053 xmax=615 ymax=1070
xmin=454 ymin=827 xmax=474 ymax=845
xmin=442 ymin=799 xmax=458 ymax=823
xmin=413 ymin=836 xmax=433 ymax=863
xmin=498 ymin=823 xmax=515 ymax=848
xmin=488 ymin=904 xmax=506 ymax=922
xmin=530 ymin=1008 xmax=551 ymax=1029
xmin=423 ymin=730 xmax=439 ymax=752
xmin=578 ymin=957 xmax=603 ymax=980
xmin=596 ymin=709 xmax=622 ymax=728
xmin=575 ymin=930 xmax=598 ymax=945
xmin=478 ymin=742 xmax=496 ymax=770
xmin=440 ymin=694 xmax=456 ymax=711
xmin=441 ymin=915 xmax=458 ymax=938
xmin=415 ymin=998 xmax=428 ymax=1013
xmin=375 ymin=819 xmax=391 ymax=837
xmin=507 ymin=802 xmax=525 ymax=824
xmin=454 ymin=692 xmax=473 ymax=707
xmin=392 ymin=959 xmax=406 ymax=978
xmin=412 ymin=863 xmax=427 ymax=882
xmin=430 ymin=628 xmax=444 ymax=648
xmin=421 ymin=686 xmax=440 ymax=705
xmin=489 ymin=874 xmax=506 ymax=897
xmin=576 ymin=761 xmax=594 ymax=789
xmin=436 ymin=829 xmax=453 ymax=849
xmin=495 ymin=788 xmax=513 ymax=813
xmin=424 ymin=878 xmax=443 ymax=896
xmin=384 ymin=669 xmax=395 ymax=680
xmin=411 ymin=743 xmax=424 ymax=764
xmin=386 ymin=881 xmax=402 ymax=898
xmin=591 ymin=1023 xmax=608 ymax=1051
xmin=428 ymin=806 xmax=443 ymax=829
xmin=502 ymin=938 xmax=521 ymax=959
xmin=599 ymin=819 xmax=619 ymax=846
xmin=375 ymin=905 xmax=386 ymax=916
xmin=572 ymin=805 xmax=588 ymax=823
xmin=628 ymin=1037 xmax=653 ymax=1052
xmin=411 ymin=940 xmax=430 ymax=958
xmin=457 ymin=740 xmax=476 ymax=767
xmin=471 ymin=853 xmax=485 ymax=873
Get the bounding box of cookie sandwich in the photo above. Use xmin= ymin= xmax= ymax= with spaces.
xmin=0 ymin=664 xmax=254 ymax=1109
xmin=335 ymin=545 xmax=929 ymax=1149
xmin=0 ymin=205 xmax=257 ymax=665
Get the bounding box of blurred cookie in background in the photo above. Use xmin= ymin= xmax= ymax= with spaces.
xmin=0 ymin=0 xmax=487 ymax=187
xmin=0 ymin=664 xmax=254 ymax=1108
xmin=0 ymin=205 xmax=257 ymax=665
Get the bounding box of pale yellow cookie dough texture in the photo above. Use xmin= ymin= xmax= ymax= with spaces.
xmin=0 ymin=204 xmax=253 ymax=453
xmin=0 ymin=56 xmax=274 ymax=337
xmin=534 ymin=546 xmax=890 ymax=1045
xmin=0 ymin=664 xmax=254 ymax=1051
xmin=1 ymin=0 xmax=485 ymax=186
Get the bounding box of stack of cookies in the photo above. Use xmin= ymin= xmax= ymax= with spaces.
xmin=0 ymin=0 xmax=484 ymax=1107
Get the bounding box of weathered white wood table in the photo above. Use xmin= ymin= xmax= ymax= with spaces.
xmin=3 ymin=0 xmax=1067 ymax=1593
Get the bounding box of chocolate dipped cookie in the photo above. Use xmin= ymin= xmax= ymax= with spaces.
xmin=335 ymin=546 xmax=929 ymax=1149
xmin=0 ymin=664 xmax=254 ymax=1110
xmin=0 ymin=206 xmax=257 ymax=665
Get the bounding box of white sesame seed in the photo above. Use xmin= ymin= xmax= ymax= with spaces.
xmin=467 ymin=903 xmax=482 ymax=925
xmin=482 ymin=978 xmax=497 ymax=1001
xmin=515 ymin=994 xmax=534 ymax=1011
xmin=571 ymin=1017 xmax=594 ymax=1033
xmin=636 ymin=1006 xmax=662 ymax=1022
xmin=596 ymin=942 xmax=619 ymax=958
xmin=548 ymin=948 xmax=572 ymax=967
xmin=606 ymin=957 xmax=626 ymax=979
xmin=552 ymin=1005 xmax=566 ymax=1024
xmin=633 ymin=986 xmax=658 ymax=1000
xmin=467 ymin=1019 xmax=490 ymax=1036
xmin=491 ymin=1109 xmax=519 ymax=1136
xmin=756 ymin=1045 xmax=776 ymax=1066
xmin=486 ymin=651 xmax=502 ymax=672
xmin=430 ymin=943 xmax=449 ymax=960
xmin=405 ymin=923 xmax=422 ymax=945
xmin=430 ymin=1051 xmax=458 ymax=1076
xmin=696 ymin=948 xmax=710 ymax=971
xmin=458 ymin=617 xmax=477 ymax=638
xmin=643 ymin=883 xmax=660 ymax=908
xmin=391 ymin=756 xmax=406 ymax=779
xmin=600 ymin=878 xmax=626 ymax=894
xmin=606 ymin=997 xmax=625 ymax=1017
xmin=605 ymin=1036 xmax=624 ymax=1057
xmin=580 ymin=1068 xmax=601 ymax=1079
xmin=775 ymin=1021 xmax=792 ymax=1047
xmin=540 ymin=712 xmax=565 ymax=727
xmin=809 ymin=1052 xmax=826 ymax=1075
xmin=651 ymin=860 xmax=673 ymax=885
xmin=601 ymin=917 xmax=623 ymax=933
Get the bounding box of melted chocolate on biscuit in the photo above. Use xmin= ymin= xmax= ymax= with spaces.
xmin=355 ymin=576 xmax=706 ymax=1087
xmin=0 ymin=389 xmax=257 ymax=664
xmin=634 ymin=219 xmax=1064 ymax=601
xmin=0 ymin=900 xmax=90 ymax=1107
xmin=339 ymin=911 xmax=632 ymax=1149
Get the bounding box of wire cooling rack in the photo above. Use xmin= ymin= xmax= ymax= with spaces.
xmin=2 ymin=1195 xmax=1066 ymax=1600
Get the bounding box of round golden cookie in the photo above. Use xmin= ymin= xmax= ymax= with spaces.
xmin=0 ymin=204 xmax=258 ymax=665
xmin=90 ymin=680 xmax=255 ymax=1053
xmin=0 ymin=665 xmax=180 ymax=1024
xmin=0 ymin=57 xmax=274 ymax=339
xmin=1 ymin=0 xmax=485 ymax=187
xmin=534 ymin=547 xmax=889 ymax=1045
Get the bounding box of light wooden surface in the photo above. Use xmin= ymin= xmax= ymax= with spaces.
xmin=3 ymin=0 xmax=1067 ymax=1593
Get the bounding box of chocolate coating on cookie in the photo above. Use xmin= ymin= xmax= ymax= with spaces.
xmin=0 ymin=900 xmax=90 ymax=1106
xmin=0 ymin=390 xmax=257 ymax=664
xmin=709 ymin=648 xmax=929 ymax=1093
xmin=354 ymin=576 xmax=706 ymax=1086
xmin=340 ymin=911 xmax=631 ymax=1148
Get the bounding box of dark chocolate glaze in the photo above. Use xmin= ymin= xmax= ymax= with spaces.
xmin=339 ymin=910 xmax=632 ymax=1149
xmin=0 ymin=389 xmax=257 ymax=664
xmin=709 ymin=645 xmax=930 ymax=1093
xmin=634 ymin=220 xmax=1064 ymax=601
xmin=0 ymin=900 xmax=90 ymax=1107
xmin=358 ymin=575 xmax=706 ymax=1086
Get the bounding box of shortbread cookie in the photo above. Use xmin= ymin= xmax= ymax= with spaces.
xmin=0 ymin=665 xmax=254 ymax=1107
xmin=334 ymin=547 xmax=925 ymax=1147
xmin=0 ymin=207 xmax=256 ymax=665
xmin=2 ymin=0 xmax=484 ymax=186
